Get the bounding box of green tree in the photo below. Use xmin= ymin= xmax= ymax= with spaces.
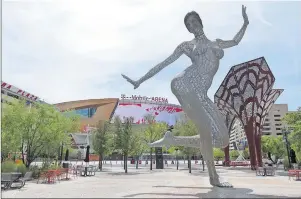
xmin=128 ymin=129 xmax=147 ymax=169
xmin=230 ymin=150 xmax=239 ymax=160
xmin=261 ymin=135 xmax=285 ymax=164
xmin=213 ymin=148 xmax=224 ymax=163
xmin=283 ymin=107 xmax=301 ymax=163
xmin=174 ymin=119 xmax=199 ymax=173
xmin=243 ymin=147 xmax=250 ymax=159
xmin=2 ymin=100 xmax=80 ymax=167
xmin=143 ymin=114 xmax=167 ymax=170
xmin=92 ymin=121 xmax=114 ymax=171
xmin=2 ymin=100 xmax=24 ymax=156
xmin=113 ymin=116 xmax=138 ymax=173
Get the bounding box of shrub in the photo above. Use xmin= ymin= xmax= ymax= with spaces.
xmin=16 ymin=163 xmax=27 ymax=176
xmin=49 ymin=164 xmax=62 ymax=170
xmin=29 ymin=165 xmax=41 ymax=179
xmin=230 ymin=150 xmax=239 ymax=160
xmin=1 ymin=160 xmax=17 ymax=173
xmin=283 ymin=156 xmax=289 ymax=170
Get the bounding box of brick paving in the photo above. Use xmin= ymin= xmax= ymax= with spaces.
xmin=2 ymin=167 xmax=301 ymax=198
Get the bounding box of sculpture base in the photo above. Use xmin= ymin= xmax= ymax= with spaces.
xmin=216 ymin=182 xmax=233 ymax=188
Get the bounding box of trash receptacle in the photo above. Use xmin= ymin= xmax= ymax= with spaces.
xmin=63 ymin=163 xmax=69 ymax=168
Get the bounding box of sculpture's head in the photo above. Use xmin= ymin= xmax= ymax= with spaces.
xmin=184 ymin=11 xmax=203 ymax=34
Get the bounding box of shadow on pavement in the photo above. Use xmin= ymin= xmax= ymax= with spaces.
xmin=123 ymin=186 xmax=289 ymax=198
xmin=106 ymin=172 xmax=148 ymax=176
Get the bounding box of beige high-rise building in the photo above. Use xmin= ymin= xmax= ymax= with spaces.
xmin=262 ymin=104 xmax=288 ymax=136
xmin=229 ymin=104 xmax=289 ymax=150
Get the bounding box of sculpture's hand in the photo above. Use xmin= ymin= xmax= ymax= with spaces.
xmin=242 ymin=5 xmax=249 ymax=25
xmin=121 ymin=74 xmax=140 ymax=89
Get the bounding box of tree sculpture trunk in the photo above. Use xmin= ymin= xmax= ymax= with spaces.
xmin=255 ymin=134 xmax=263 ymax=167
xmin=224 ymin=145 xmax=230 ymax=166
xmin=245 ymin=119 xmax=257 ymax=170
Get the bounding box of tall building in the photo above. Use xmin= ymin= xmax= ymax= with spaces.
xmin=229 ymin=104 xmax=289 ymax=150
xmin=229 ymin=119 xmax=245 ymax=150
xmin=262 ymin=104 xmax=289 ymax=136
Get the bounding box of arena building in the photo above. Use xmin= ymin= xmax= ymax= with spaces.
xmin=54 ymin=94 xmax=184 ymax=133
xmin=54 ymin=94 xmax=185 ymax=160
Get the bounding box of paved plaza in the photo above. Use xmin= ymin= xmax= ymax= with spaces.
xmin=2 ymin=165 xmax=301 ymax=198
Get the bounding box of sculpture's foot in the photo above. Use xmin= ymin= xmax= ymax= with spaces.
xmin=210 ymin=177 xmax=233 ymax=188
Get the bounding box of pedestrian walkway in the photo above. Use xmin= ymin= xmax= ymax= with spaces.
xmin=2 ymin=167 xmax=300 ymax=198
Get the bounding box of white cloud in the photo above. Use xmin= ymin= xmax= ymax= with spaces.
xmin=2 ymin=0 xmax=299 ymax=105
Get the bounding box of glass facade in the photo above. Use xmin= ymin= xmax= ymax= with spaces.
xmin=74 ymin=107 xmax=97 ymax=118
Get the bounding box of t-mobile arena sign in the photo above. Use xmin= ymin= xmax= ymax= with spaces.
xmin=121 ymin=94 xmax=168 ymax=103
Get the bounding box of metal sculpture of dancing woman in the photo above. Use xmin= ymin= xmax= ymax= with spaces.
xmin=122 ymin=5 xmax=249 ymax=187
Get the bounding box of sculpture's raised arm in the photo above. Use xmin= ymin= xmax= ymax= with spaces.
xmin=122 ymin=42 xmax=186 ymax=89
xmin=215 ymin=5 xmax=249 ymax=49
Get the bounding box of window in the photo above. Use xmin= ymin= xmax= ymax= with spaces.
xmin=75 ymin=107 xmax=97 ymax=118
xmin=275 ymin=119 xmax=281 ymax=122
xmin=275 ymin=124 xmax=281 ymax=126
xmin=263 ymin=127 xmax=271 ymax=131
xmin=265 ymin=119 xmax=270 ymax=121
xmin=276 ymin=128 xmax=281 ymax=130
xmin=263 ymin=132 xmax=271 ymax=135
xmin=276 ymin=133 xmax=282 ymax=135
xmin=274 ymin=115 xmax=281 ymax=117
xmin=263 ymin=123 xmax=270 ymax=126
xmin=1 ymin=90 xmax=4 ymax=94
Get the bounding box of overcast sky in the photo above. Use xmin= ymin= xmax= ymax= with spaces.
xmin=3 ymin=0 xmax=301 ymax=111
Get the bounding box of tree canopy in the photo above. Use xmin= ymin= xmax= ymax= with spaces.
xmin=2 ymin=100 xmax=80 ymax=167
xmin=113 ymin=116 xmax=140 ymax=173
xmin=261 ymin=135 xmax=285 ymax=164
xmin=282 ymin=107 xmax=301 ymax=162
xmin=173 ymin=119 xmax=200 ymax=154
xmin=142 ymin=114 xmax=167 ymax=170
xmin=92 ymin=120 xmax=114 ymax=170
xmin=213 ymin=148 xmax=224 ymax=162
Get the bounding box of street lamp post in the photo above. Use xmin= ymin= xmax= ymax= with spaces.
xmin=282 ymin=127 xmax=291 ymax=169
xmin=175 ymin=148 xmax=179 ymax=170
